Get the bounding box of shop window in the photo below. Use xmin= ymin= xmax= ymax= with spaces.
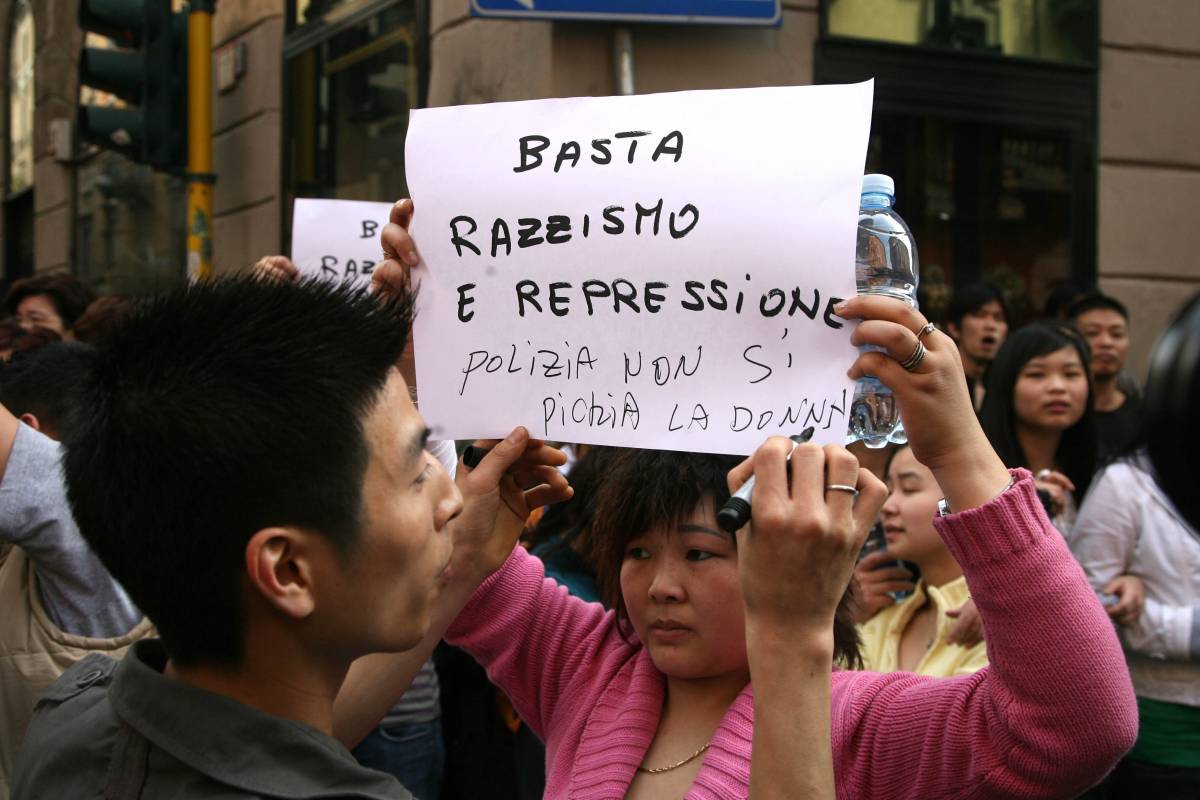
xmin=825 ymin=0 xmax=1097 ymax=64
xmin=866 ymin=116 xmax=1076 ymax=323
xmin=284 ymin=1 xmax=424 ymax=241
xmin=817 ymin=1 xmax=1098 ymax=321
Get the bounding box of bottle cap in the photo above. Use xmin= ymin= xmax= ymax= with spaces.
xmin=716 ymin=496 xmax=750 ymax=533
xmin=862 ymin=173 xmax=894 ymax=197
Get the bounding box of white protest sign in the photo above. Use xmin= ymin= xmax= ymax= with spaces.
xmin=291 ymin=198 xmax=392 ymax=290
xmin=406 ymin=82 xmax=873 ymax=455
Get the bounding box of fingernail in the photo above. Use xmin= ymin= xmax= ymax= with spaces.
xmin=833 ymin=301 xmax=847 ymax=314
xmin=405 ymin=250 xmax=419 ymax=265
xmin=507 ymin=426 xmax=525 ymax=443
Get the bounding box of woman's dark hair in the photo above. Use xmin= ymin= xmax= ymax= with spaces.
xmin=0 ymin=321 xmax=62 ymax=357
xmin=979 ymin=322 xmax=1097 ymax=499
xmin=589 ymin=448 xmax=862 ymax=669
xmin=1143 ymin=291 xmax=1200 ymax=531
xmin=0 ymin=320 xmax=25 ymax=351
xmin=72 ymin=295 xmax=135 ymax=345
xmin=526 ymin=445 xmax=616 ymax=561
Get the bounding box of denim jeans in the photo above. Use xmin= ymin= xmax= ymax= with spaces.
xmin=352 ymin=719 xmax=445 ymax=800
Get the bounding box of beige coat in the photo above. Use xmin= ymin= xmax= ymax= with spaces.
xmin=0 ymin=544 xmax=154 ymax=798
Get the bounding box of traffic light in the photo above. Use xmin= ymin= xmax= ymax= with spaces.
xmin=78 ymin=0 xmax=188 ymax=172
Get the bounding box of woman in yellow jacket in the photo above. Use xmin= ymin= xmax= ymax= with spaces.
xmin=854 ymin=444 xmax=989 ymax=677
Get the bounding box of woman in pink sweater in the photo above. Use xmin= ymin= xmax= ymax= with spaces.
xmin=336 ymin=210 xmax=1136 ymax=798
xmin=437 ymin=294 xmax=1137 ymax=799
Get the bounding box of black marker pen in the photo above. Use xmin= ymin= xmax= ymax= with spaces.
xmin=716 ymin=427 xmax=816 ymax=533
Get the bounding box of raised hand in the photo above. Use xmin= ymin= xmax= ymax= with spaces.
xmin=728 ymin=439 xmax=886 ymax=800
xmin=1103 ymin=574 xmax=1145 ymax=626
xmin=727 ymin=440 xmax=887 ymax=642
xmin=945 ymin=598 xmax=984 ymax=647
xmin=450 ymin=428 xmax=572 ymax=583
xmin=251 ymin=254 xmax=299 ymax=283
xmin=1034 ymin=469 xmax=1075 ymax=518
xmin=372 ymin=199 xmax=421 ymax=301
xmin=836 ymin=296 xmax=1012 ymax=514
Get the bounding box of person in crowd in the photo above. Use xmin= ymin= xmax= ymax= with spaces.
xmin=0 ymin=320 xmax=25 ymax=360
xmin=1071 ymin=450 xmax=1200 ymax=798
xmin=1141 ymin=290 xmax=1200 ymax=532
xmin=979 ymin=321 xmax=1096 ymax=534
xmin=853 ymin=445 xmax=987 ymax=677
xmin=333 ymin=204 xmax=1137 ymax=800
xmin=945 ymin=283 xmax=1008 ymax=410
xmin=1043 ymin=280 xmax=1087 ymax=321
xmin=0 ymin=342 xmax=95 ymax=441
xmin=1069 ymin=293 xmax=1143 ymax=459
xmin=0 ymin=324 xmax=61 ymax=362
xmin=250 ymin=253 xmax=453 ymax=800
xmin=527 ymin=445 xmax=614 ymax=604
xmin=502 ymin=445 xmax=616 ymax=800
xmin=0 ymin=343 xmax=153 ymax=796
xmin=12 ymin=275 xmax=571 ymax=799
xmin=71 ymin=294 xmax=134 ymax=345
xmin=3 ymin=273 xmax=94 ymax=340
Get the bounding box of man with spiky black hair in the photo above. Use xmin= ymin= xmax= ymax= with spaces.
xmin=13 ymin=275 xmax=568 ymax=799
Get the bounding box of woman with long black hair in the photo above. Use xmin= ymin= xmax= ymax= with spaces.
xmin=979 ymin=322 xmax=1097 ymax=534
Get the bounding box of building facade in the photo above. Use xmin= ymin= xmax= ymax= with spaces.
xmin=1 ymin=0 xmax=1196 ymax=374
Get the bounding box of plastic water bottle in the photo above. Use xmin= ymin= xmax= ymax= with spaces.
xmin=847 ymin=174 xmax=919 ymax=448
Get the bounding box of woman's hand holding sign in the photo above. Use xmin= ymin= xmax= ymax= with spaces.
xmin=837 ymin=295 xmax=1012 ymax=514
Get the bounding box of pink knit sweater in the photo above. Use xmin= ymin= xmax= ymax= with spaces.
xmin=446 ymin=471 xmax=1137 ymax=799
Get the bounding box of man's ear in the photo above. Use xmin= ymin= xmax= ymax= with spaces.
xmin=244 ymin=528 xmax=318 ymax=620
xmin=18 ymin=413 xmax=39 ymax=431
xmin=946 ymin=321 xmax=961 ymax=342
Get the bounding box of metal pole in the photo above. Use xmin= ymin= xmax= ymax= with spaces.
xmin=613 ymin=26 xmax=635 ymax=96
xmin=187 ymin=0 xmax=216 ymax=282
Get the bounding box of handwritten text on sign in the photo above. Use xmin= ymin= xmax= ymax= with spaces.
xmin=406 ymin=83 xmax=874 ymax=455
xmin=291 ymin=198 xmax=393 ymax=290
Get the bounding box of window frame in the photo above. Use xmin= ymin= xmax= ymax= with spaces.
xmin=818 ymin=0 xmax=1099 ymax=68
xmin=280 ymin=0 xmax=429 ymax=249
xmin=815 ymin=7 xmax=1099 ymax=293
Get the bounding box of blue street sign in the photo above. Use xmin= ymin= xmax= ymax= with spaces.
xmin=470 ymin=0 xmax=782 ymax=27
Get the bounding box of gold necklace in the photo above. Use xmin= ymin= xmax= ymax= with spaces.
xmin=637 ymin=741 xmax=712 ymax=774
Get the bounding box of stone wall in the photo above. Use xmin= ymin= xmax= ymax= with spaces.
xmin=1098 ymin=0 xmax=1200 ymax=377
xmin=211 ymin=0 xmax=285 ymax=275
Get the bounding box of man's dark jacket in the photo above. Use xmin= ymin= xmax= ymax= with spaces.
xmin=13 ymin=640 xmax=412 ymax=799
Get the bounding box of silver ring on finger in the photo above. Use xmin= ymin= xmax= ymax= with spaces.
xmin=898 ymin=340 xmax=927 ymax=372
xmin=825 ymin=484 xmax=860 ymax=497
xmin=916 ymin=322 xmax=937 ymax=341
